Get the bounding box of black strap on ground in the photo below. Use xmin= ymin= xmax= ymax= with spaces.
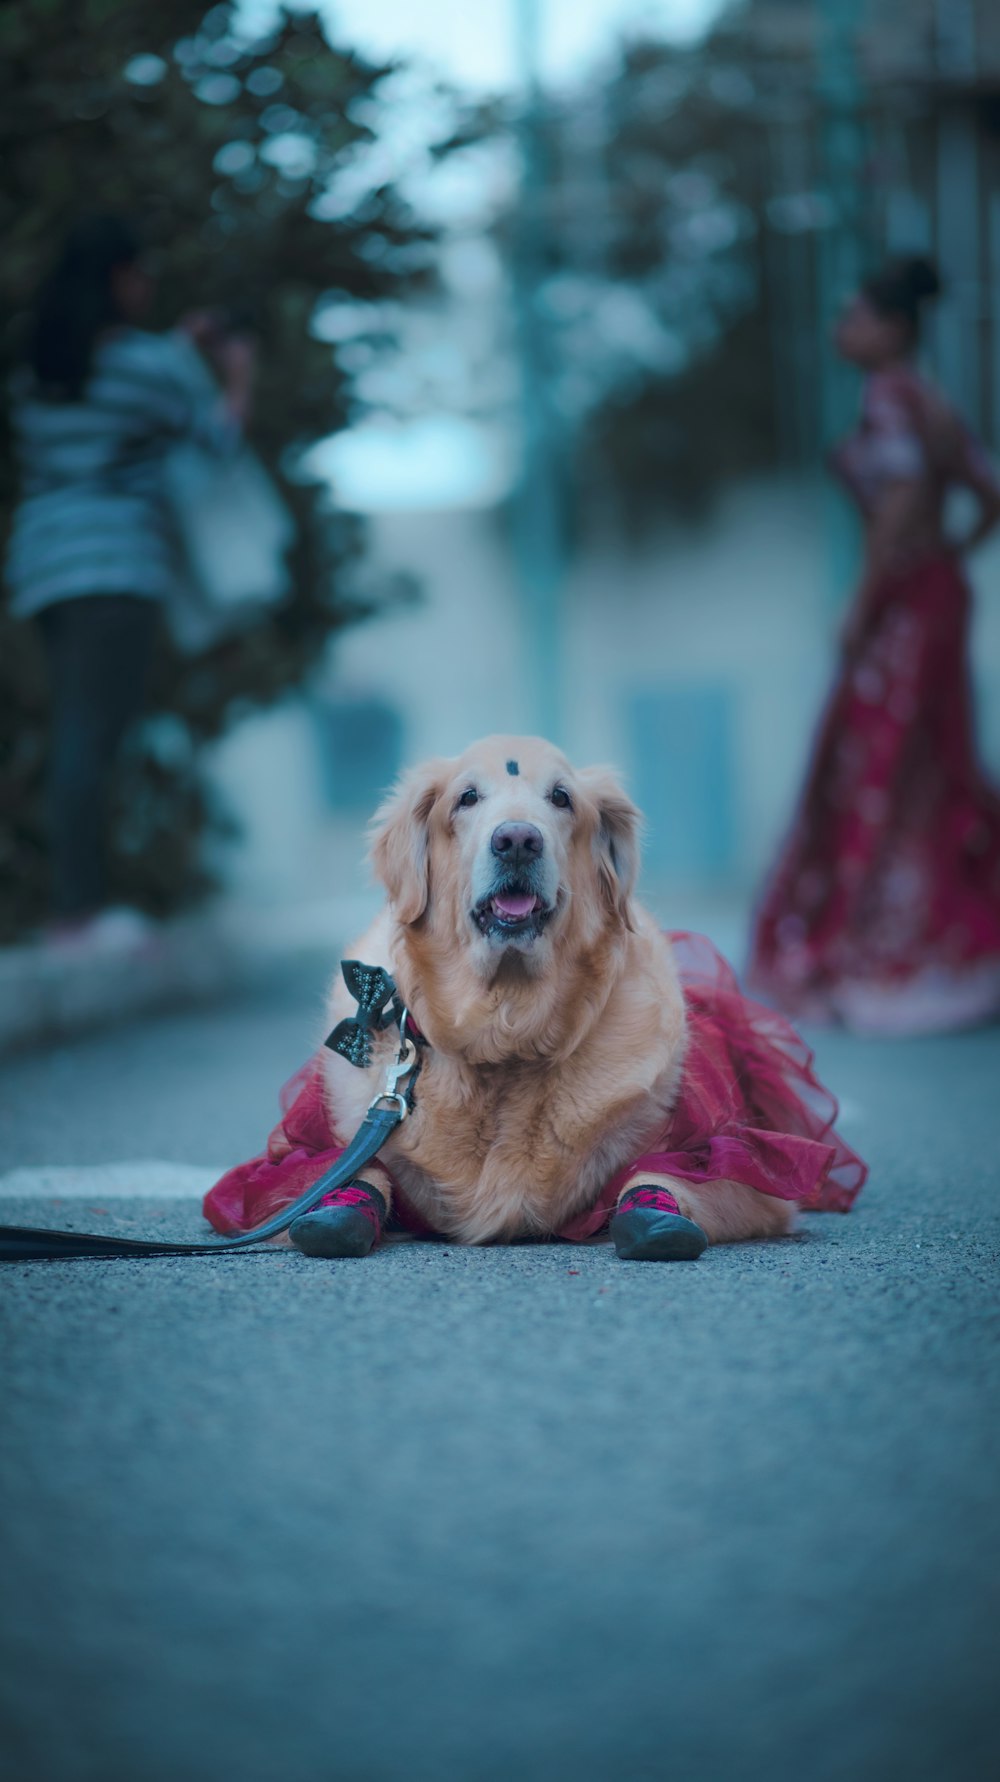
xmin=0 ymin=1103 xmax=403 ymax=1263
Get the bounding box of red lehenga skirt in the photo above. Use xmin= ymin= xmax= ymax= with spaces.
xmin=748 ymin=554 xmax=1000 ymax=1035
xmin=203 ymin=932 xmax=866 ymax=1242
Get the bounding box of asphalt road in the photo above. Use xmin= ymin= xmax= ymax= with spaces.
xmin=1 ymin=967 xmax=998 ymax=1782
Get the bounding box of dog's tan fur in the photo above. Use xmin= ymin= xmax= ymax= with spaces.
xmin=321 ymin=736 xmax=794 ymax=1248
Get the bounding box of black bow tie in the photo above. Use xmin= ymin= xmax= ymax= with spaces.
xmin=324 ymin=960 xmax=404 ymax=1070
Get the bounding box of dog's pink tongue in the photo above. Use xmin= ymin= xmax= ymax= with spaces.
xmin=492 ymin=892 xmax=537 ymax=920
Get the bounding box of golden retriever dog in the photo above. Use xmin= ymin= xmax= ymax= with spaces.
xmin=286 ymin=734 xmax=795 ymax=1262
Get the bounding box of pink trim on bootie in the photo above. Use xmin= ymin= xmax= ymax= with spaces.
xmin=318 ymin=1183 xmax=385 ymax=1239
xmin=618 ymin=1185 xmax=681 ymax=1216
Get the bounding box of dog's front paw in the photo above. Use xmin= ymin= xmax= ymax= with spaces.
xmin=289 ymin=1181 xmax=387 ymax=1259
xmin=610 ymin=1185 xmax=708 ymax=1262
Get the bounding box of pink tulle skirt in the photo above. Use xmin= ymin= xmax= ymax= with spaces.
xmin=203 ymin=931 xmax=866 ymax=1242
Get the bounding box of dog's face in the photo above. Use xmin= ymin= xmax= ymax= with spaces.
xmin=370 ymin=736 xmax=641 ymax=973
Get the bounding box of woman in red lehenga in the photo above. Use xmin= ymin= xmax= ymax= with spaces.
xmin=748 ymin=256 xmax=1000 ymax=1035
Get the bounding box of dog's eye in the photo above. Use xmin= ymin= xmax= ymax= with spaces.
xmin=457 ymin=787 xmax=479 ymax=810
xmin=550 ymin=785 xmax=573 ymax=811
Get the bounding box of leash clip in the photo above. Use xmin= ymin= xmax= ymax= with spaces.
xmin=367 ymin=1009 xmax=417 ymax=1121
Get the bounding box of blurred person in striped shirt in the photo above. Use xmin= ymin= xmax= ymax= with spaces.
xmin=5 ymin=215 xmax=256 ymax=946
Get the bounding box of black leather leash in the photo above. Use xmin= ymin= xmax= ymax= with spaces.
xmin=0 ymin=969 xmax=418 ymax=1264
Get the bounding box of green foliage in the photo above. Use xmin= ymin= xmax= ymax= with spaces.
xmin=0 ymin=1 xmax=435 ymax=938
xmin=567 ymin=33 xmax=783 ymax=531
xmin=483 ymin=25 xmax=791 ymax=540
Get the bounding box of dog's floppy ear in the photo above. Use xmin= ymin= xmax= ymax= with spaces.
xmin=577 ymin=766 xmax=642 ymax=930
xmin=369 ymin=761 xmax=448 ymax=925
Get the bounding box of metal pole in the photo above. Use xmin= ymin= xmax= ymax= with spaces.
xmin=511 ymin=0 xmax=564 ymax=742
xmin=933 ymin=0 xmax=980 ymax=425
xmin=817 ymin=0 xmax=867 ymax=610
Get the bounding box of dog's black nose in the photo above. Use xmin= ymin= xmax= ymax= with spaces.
xmin=491 ymin=822 xmax=544 ymax=863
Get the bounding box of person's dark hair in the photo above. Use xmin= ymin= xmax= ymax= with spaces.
xmin=29 ymin=215 xmax=141 ymax=399
xmin=862 ymin=254 xmax=942 ymax=336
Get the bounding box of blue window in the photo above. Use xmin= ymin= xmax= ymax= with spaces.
xmin=627 ymin=685 xmax=736 ymax=880
xmin=312 ymin=695 xmax=405 ymax=814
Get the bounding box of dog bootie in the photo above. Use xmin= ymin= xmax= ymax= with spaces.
xmin=610 ymin=1185 xmax=708 ymax=1262
xmin=289 ymin=1181 xmax=387 ymax=1258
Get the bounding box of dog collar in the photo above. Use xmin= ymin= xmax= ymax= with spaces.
xmin=324 ymin=960 xmax=427 ymax=1070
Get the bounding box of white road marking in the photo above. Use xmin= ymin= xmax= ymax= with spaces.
xmin=0 ymin=1162 xmax=218 ymax=1200
xmin=834 ymin=1098 xmax=865 ymax=1125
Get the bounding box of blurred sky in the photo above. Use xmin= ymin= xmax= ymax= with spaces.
xmin=240 ymin=0 xmax=729 ymax=90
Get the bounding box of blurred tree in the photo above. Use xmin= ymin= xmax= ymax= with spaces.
xmin=514 ymin=30 xmax=785 ymax=535
xmin=506 ymin=0 xmax=1000 ymax=535
xmin=467 ymin=1 xmax=864 ymax=541
xmin=0 ymin=0 xmax=434 ymax=939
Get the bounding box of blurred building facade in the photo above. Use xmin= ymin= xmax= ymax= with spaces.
xmin=211 ymin=0 xmax=1000 ymax=932
xmin=754 ymin=0 xmax=1000 ymax=457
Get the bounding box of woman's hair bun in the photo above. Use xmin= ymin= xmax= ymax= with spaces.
xmin=863 ymin=253 xmax=943 ymax=327
xmin=896 ymin=255 xmax=941 ymax=304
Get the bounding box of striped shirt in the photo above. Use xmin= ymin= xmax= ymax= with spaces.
xmin=5 ymin=327 xmax=237 ymax=618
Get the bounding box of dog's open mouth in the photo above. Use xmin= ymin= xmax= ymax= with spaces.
xmin=473 ymin=884 xmax=553 ymax=942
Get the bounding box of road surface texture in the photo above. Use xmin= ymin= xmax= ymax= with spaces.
xmin=1 ymin=961 xmax=998 ymax=1782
